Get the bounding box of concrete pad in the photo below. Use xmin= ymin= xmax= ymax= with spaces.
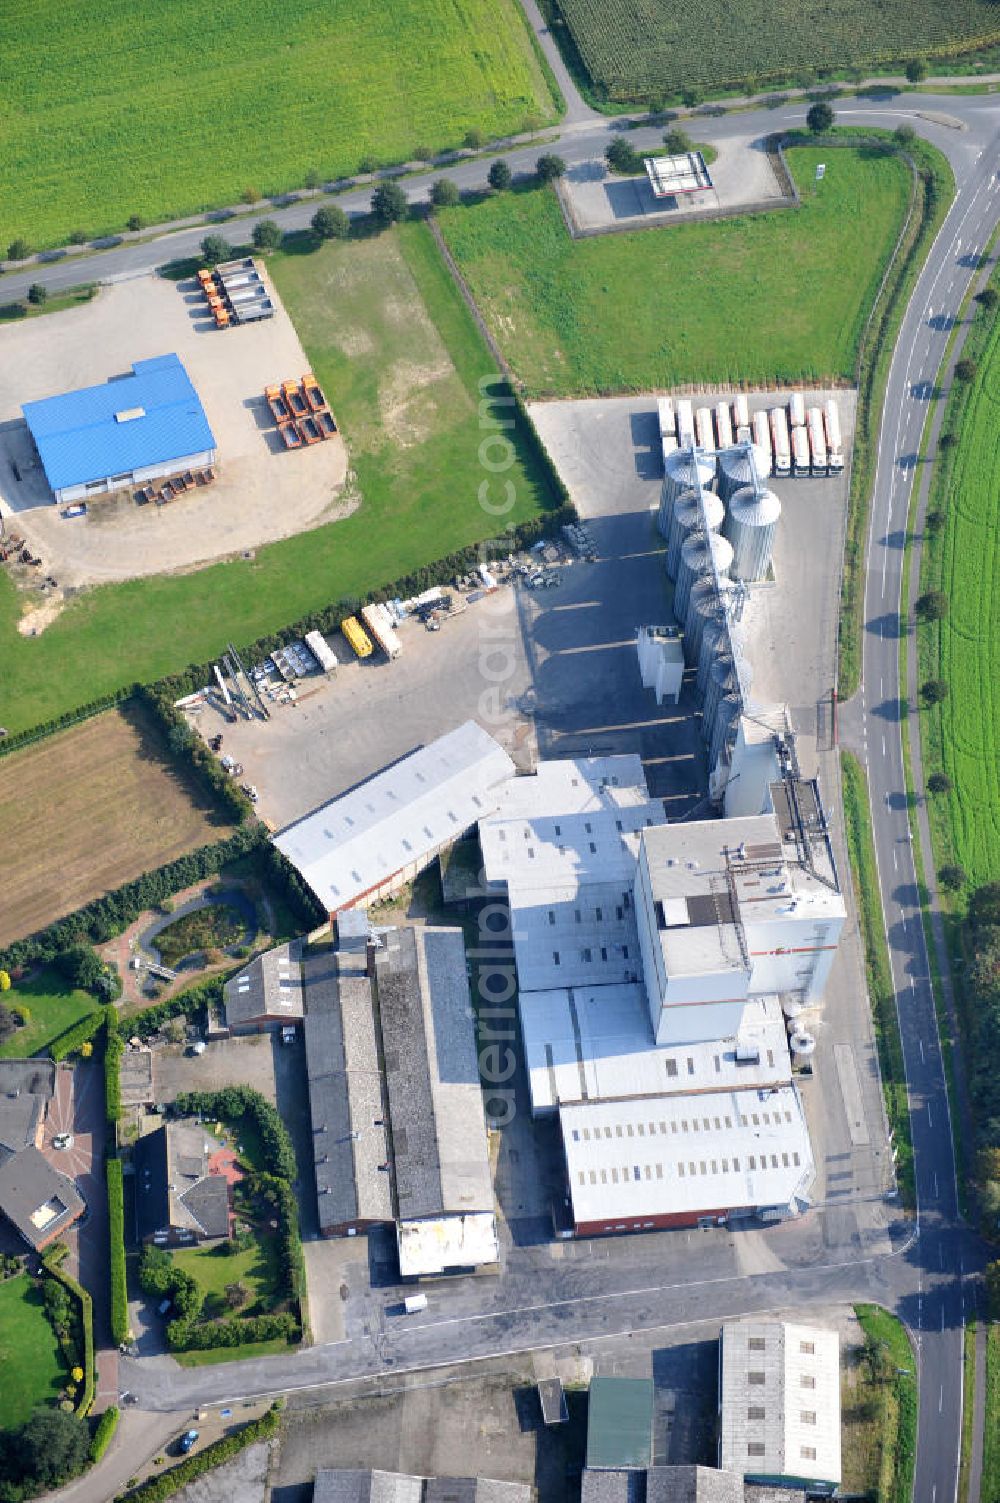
xmin=0 ymin=273 xmax=347 ymax=592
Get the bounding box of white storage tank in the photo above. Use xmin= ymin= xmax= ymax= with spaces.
xmin=790 ymin=1030 xmax=817 ymax=1058
xmin=724 ymin=484 xmax=781 ymax=582
xmin=666 ymin=486 xmax=724 ymax=577
xmin=675 ymin=531 xmax=734 ymax=623
xmin=663 ymin=446 xmax=715 ymax=510
xmin=708 ymin=690 xmax=742 ymax=768
xmin=718 ymin=442 xmax=772 ymax=502
xmin=685 ymin=576 xmax=731 ymax=668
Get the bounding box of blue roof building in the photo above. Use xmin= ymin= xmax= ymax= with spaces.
xmin=22 ymin=354 xmax=216 ymax=504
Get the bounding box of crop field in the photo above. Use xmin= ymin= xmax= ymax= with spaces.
xmin=0 ymin=706 xmax=235 ymax=945
xmin=556 ymin=0 xmax=1000 ymax=99
xmin=0 ymin=225 xmax=557 ymax=735
xmin=0 ymin=0 xmax=555 ymax=250
xmin=917 ymin=302 xmax=1000 ymax=893
xmin=439 ymin=147 xmax=911 ymax=396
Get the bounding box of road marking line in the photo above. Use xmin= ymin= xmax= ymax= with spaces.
xmin=939 ymin=1384 xmax=944 ymax=1413
xmin=934 ymin=1171 xmax=939 ymax=1199
xmin=928 ymin=1102 xmax=933 ymax=1127
xmin=919 ymin=1039 xmax=925 ymax=1063
xmin=893 ymin=849 xmax=898 ymax=871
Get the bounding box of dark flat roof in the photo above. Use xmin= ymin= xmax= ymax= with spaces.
xmin=586 ymin=1378 xmax=654 ymax=1470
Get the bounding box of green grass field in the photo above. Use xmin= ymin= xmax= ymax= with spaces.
xmin=439 ymin=147 xmax=911 ymax=395
xmin=853 ymin=1306 xmax=917 ymax=1503
xmin=917 ymin=298 xmax=1000 ymax=894
xmin=0 ymin=0 xmax=555 ymax=249
xmin=0 ymin=968 xmax=98 ymax=1060
xmin=0 ymin=223 xmax=557 ymax=736
xmin=555 ymin=0 xmax=1000 ymax=99
xmin=0 ymin=1274 xmax=66 ymax=1428
xmin=984 ymin=1324 xmax=1000 ymax=1503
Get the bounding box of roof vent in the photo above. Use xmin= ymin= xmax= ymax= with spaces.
xmin=114 ymin=406 xmax=146 ymax=423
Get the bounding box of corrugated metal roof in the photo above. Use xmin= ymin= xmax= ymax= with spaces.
xmin=22 ymin=354 xmax=216 ymax=491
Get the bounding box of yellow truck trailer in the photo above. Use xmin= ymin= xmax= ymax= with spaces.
xmin=341 ymin=615 xmax=373 ymax=659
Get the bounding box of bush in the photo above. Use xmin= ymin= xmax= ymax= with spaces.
xmin=535 ymin=153 xmax=566 ymax=183
xmin=371 ymin=181 xmax=408 ymax=225
xmin=487 ymin=159 xmax=512 ymax=191
xmin=130 ymin=972 xmax=229 ymax=1040
xmin=939 ymin=864 xmax=966 ymax=892
xmin=806 ymin=101 xmax=835 ymax=133
xmin=127 ymin=215 xmax=143 ymax=233
xmin=56 ymin=943 xmax=105 ymax=992
xmin=977 ymin=286 xmax=999 ymax=311
xmin=894 ymin=123 xmax=917 ymax=146
xmin=6 ymin=238 xmax=31 ymax=261
xmin=167 ymin=1310 xmax=298 ymax=1352
xmin=200 ymin=234 xmax=232 ymax=265
xmin=921 ymin=678 xmax=949 ymax=705
xmin=252 ymin=219 xmax=282 ymax=251
xmin=27 ymin=283 xmax=48 ymax=306
xmin=915 ymin=590 xmax=948 ymax=622
xmin=311 ymin=203 xmax=349 ymax=240
xmin=0 ymin=1005 xmax=18 ymax=1044
xmin=112 ymin=1405 xmax=282 ymax=1502
xmin=105 ymin=1017 xmax=124 ymax=1123
xmin=663 ymin=127 xmax=694 ymax=154
xmin=905 ymin=58 xmax=929 ymax=83
xmin=107 ymin=1160 xmax=129 ymax=1346
xmin=42 ymin=1252 xmax=95 ymax=1415
xmin=463 ymin=127 xmax=485 ymax=149
xmin=927 ymin=773 xmax=952 ymax=795
xmin=955 ymin=357 xmax=978 ymax=382
xmin=430 ymin=178 xmax=460 ymax=208
xmin=0 ymin=1409 xmax=90 ymax=1497
xmin=90 ymin=1406 xmax=120 ymax=1464
xmin=605 ymin=137 xmax=642 ymax=174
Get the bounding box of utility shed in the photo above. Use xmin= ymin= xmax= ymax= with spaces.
xmin=303 ymin=948 xmax=392 ymax=1236
xmin=22 ymin=354 xmax=216 ymax=505
xmin=586 ymin=1377 xmax=654 ymax=1471
xmin=375 ymin=926 xmax=497 ymax=1276
xmin=719 ymin=1320 xmax=841 ymax=1494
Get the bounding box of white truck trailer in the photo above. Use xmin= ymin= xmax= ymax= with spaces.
xmin=791 ymin=423 xmax=811 ymax=478
xmin=361 ymin=602 xmax=402 ymax=659
xmin=676 ymin=398 xmax=695 ymax=446
xmin=769 ymin=407 xmax=792 ymax=477
xmin=714 ymin=402 xmax=734 ymax=450
xmin=824 ymin=399 xmax=844 ymax=474
xmin=807 ymin=407 xmax=828 ymax=476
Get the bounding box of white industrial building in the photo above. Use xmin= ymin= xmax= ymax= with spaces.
xmin=634 ymin=783 xmax=845 ymax=1046
xmin=718 ymin=1320 xmax=841 ymax=1494
xmin=478 ymin=756 xmax=666 ymax=994
xmin=519 ymin=989 xmax=793 ymax=1117
xmin=560 ymin=1085 xmax=813 ymax=1237
xmin=274 ymin=720 xmax=515 ymax=914
xmin=636 ymin=626 xmax=685 ymax=706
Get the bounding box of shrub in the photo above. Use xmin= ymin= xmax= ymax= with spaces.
xmin=905 ymin=58 xmax=929 ymax=83
xmin=371 ymin=181 xmax=408 ymax=225
xmin=0 ymin=970 xmax=9 ymax=991
xmin=806 ymin=101 xmax=834 ymax=133
xmin=430 ymin=178 xmax=460 ymax=208
xmin=357 ymin=153 xmax=378 ymax=174
xmin=311 ymin=203 xmax=349 ymax=240
xmin=56 ymin=943 xmax=105 ymax=993
xmin=927 ymin=772 xmax=952 ymax=795
xmin=252 ymin=219 xmax=282 ymax=251
xmin=90 ymin=1405 xmax=120 ymax=1464
xmin=112 ymin=1405 xmax=281 ymax=1502
xmin=67 ymin=229 xmax=88 ymax=245
xmin=605 ymin=137 xmax=641 ymax=174
xmin=487 ymin=160 xmax=512 ymax=191
xmin=105 ymin=1017 xmax=124 ymax=1123
xmin=921 ymin=678 xmax=949 ymax=705
xmin=0 ymin=1409 xmax=90 ymax=1496
xmin=894 ymin=124 xmax=917 ymax=146
xmin=663 ymin=127 xmax=694 ymax=154
xmin=27 ymin=282 xmax=48 ymax=305
xmin=107 ymin=1159 xmax=129 ymax=1345
xmin=129 ymin=971 xmax=230 ymax=1040
xmin=42 ymin=1252 xmax=95 ymax=1415
xmin=955 ymin=357 xmax=978 ymax=382
xmin=0 ymin=1004 xmax=18 ymax=1044
xmin=6 ymin=237 xmax=31 ymax=261
xmin=939 ymin=864 xmax=966 ymax=892
xmin=200 ymin=234 xmax=232 ymax=265
xmin=536 ymin=153 xmax=566 ymax=183
xmin=241 ymin=186 xmax=260 ymax=205
xmin=977 ymin=286 xmax=999 ymax=311
xmin=463 ymin=127 xmax=485 ymax=149
xmin=915 ymin=590 xmax=948 ymax=622
xmin=127 ymin=215 xmax=143 ymax=232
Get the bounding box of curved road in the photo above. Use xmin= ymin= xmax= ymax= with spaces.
xmin=14 ymin=86 xmax=998 ymax=1503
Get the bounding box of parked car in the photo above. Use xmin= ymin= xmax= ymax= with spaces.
xmin=178 ymin=1430 xmax=199 ymax=1454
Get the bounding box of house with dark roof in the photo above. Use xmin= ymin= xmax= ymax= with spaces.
xmin=0 ymin=1060 xmax=84 ymax=1251
xmin=223 ymin=941 xmax=305 ymax=1035
xmin=134 ymin=1121 xmax=230 ymax=1243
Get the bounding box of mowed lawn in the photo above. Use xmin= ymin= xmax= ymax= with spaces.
xmin=0 ymin=224 xmax=558 ymax=736
xmin=558 ymin=0 xmax=1000 ymax=98
xmin=439 ymin=146 xmax=911 ymax=395
xmin=0 ymin=1274 xmax=66 ymax=1428
xmin=0 ymin=968 xmax=98 ymax=1060
xmin=0 ymin=0 xmax=556 ymax=249
xmin=171 ymin=1238 xmax=280 ymax=1322
xmin=918 ymin=304 xmax=1000 ymax=891
xmin=0 ymin=705 xmax=234 ymax=945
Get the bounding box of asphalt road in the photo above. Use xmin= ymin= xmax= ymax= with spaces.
xmin=16 ymin=80 xmax=999 ymax=1503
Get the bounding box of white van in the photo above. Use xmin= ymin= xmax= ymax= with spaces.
xmin=403 ymin=1293 xmax=428 ymax=1315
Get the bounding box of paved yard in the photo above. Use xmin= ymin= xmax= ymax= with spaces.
xmin=151 ymin=1036 xmax=281 ymax=1108
xmin=0 ymin=273 xmax=346 ymax=594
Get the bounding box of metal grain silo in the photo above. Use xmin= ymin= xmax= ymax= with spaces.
xmin=708 ymin=690 xmax=742 ymax=769
xmin=695 ymin=614 xmax=728 ymax=693
xmin=704 ymin=651 xmax=752 ymax=724
xmin=666 ymin=487 xmax=724 ymax=577
xmin=662 ymin=447 xmax=716 ymax=512
xmin=675 ymin=531 xmax=734 ymax=623
xmin=724 ymin=484 xmax=781 ymax=582
xmin=685 ymin=576 xmax=731 ymax=667
xmin=717 ymin=442 xmax=772 ymax=502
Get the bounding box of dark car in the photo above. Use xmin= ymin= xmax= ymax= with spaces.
xmin=178 ymin=1430 xmax=199 ymax=1454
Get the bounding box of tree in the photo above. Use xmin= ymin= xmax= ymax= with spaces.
xmin=976 ymin=287 xmax=999 ymax=311
xmin=663 ymin=127 xmax=694 ymax=154
xmin=488 ymin=159 xmax=513 ymax=191
xmin=987 ymin=1260 xmax=1000 ymax=1319
xmin=311 ymin=203 xmax=349 ymax=240
xmin=969 ymin=881 xmax=1000 ymax=930
xmin=430 ymin=178 xmax=460 ymax=208
xmin=200 ymin=234 xmax=232 ymax=265
xmin=915 ymin=590 xmax=949 ymax=622
xmin=8 ymin=1408 xmax=90 ymax=1490
xmin=225 ymin=1279 xmax=249 ymax=1309
xmin=939 ymin=864 xmax=967 ymax=892
xmin=371 ymin=181 xmax=408 ymax=225
xmin=921 ymin=678 xmax=949 ymax=705
xmin=894 ymin=123 xmax=916 ymax=146
xmin=955 ymin=357 xmax=978 ymax=382
xmin=806 ymin=101 xmax=834 ymax=134
xmin=680 ymin=88 xmax=703 ymax=109
xmin=606 ymin=137 xmax=641 ymax=174
xmin=127 ymin=214 xmax=144 ymax=233
xmin=927 ymin=773 xmax=952 ymax=795
xmin=56 ymin=943 xmax=106 ymax=992
xmin=924 ymin=508 xmax=944 ymax=533
xmin=906 ymin=58 xmax=929 ymax=83
xmin=27 ymin=283 xmax=48 ymax=306
xmin=536 ymin=153 xmax=566 ymax=184
xmin=252 ymin=219 xmax=282 ymax=250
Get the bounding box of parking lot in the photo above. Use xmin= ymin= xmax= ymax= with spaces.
xmin=0 ymin=273 xmax=347 ymax=593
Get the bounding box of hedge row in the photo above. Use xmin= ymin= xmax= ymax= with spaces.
xmin=168 ymin=1310 xmax=299 ymax=1352
xmin=50 ymin=1004 xmax=115 ymax=1063
xmin=106 ymin=1160 xmax=129 ymax=1347
xmin=133 ymin=684 xmax=253 ymax=825
xmin=90 ymin=1405 xmax=120 ymax=1464
xmin=0 ymin=691 xmax=132 ymax=761
xmin=115 ymin=1404 xmax=282 ymax=1503
xmin=42 ymin=1248 xmax=94 ymax=1416
xmin=127 ymin=971 xmax=231 ymax=1040
xmin=0 ymin=827 xmax=261 ymax=973
xmin=105 ymin=1015 xmax=124 ymax=1123
xmin=247 ymin=1171 xmax=305 ymax=1305
xmin=174 ymin=1086 xmax=297 ymax=1181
